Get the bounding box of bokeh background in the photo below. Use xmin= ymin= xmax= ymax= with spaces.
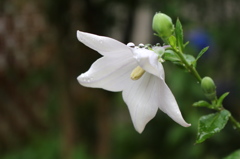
xmin=1 ymin=0 xmax=240 ymax=158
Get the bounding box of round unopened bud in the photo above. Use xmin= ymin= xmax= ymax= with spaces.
xmin=201 ymin=76 xmax=216 ymax=101
xmin=152 ymin=12 xmax=174 ymax=39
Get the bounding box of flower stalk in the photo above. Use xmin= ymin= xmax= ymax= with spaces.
xmin=229 ymin=115 xmax=240 ymax=132
xmin=167 ymin=32 xmax=240 ymax=133
xmin=170 ymin=46 xmax=202 ymax=83
xmin=154 ymin=14 xmax=240 ymax=134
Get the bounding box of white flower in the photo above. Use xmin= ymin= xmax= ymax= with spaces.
xmin=76 ymin=30 xmax=191 ymax=133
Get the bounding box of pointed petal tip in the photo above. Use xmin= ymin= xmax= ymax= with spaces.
xmin=185 ymin=123 xmax=191 ymax=127
xmin=76 ymin=30 xmax=84 ymax=42
xmin=135 ymin=126 xmax=144 ymax=134
xmin=77 ymin=74 xmax=87 ymax=84
xmin=76 ymin=30 xmax=80 ymax=36
xmin=76 ymin=74 xmax=80 ymax=80
xmin=181 ymin=122 xmax=191 ymax=127
xmin=76 ymin=75 xmax=82 ymax=84
xmin=174 ymin=115 xmax=191 ymax=127
xmin=132 ymin=120 xmax=147 ymax=134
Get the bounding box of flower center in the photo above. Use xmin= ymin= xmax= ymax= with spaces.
xmin=130 ymin=66 xmax=145 ymax=80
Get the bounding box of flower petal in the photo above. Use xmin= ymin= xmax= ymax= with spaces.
xmin=77 ymin=55 xmax=137 ymax=92
xmin=132 ymin=48 xmax=165 ymax=79
xmin=132 ymin=48 xmax=190 ymax=127
xmin=77 ymin=30 xmax=131 ymax=57
xmin=158 ymin=80 xmax=191 ymax=127
xmin=122 ymin=73 xmax=159 ymax=133
xmin=122 ymin=73 xmax=190 ymax=133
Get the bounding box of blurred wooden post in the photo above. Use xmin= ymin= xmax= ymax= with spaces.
xmin=96 ymin=93 xmax=111 ymax=158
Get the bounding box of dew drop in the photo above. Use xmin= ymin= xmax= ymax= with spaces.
xmin=138 ymin=43 xmax=144 ymax=48
xmin=145 ymin=44 xmax=152 ymax=49
xmin=79 ymin=37 xmax=83 ymax=41
xmin=127 ymin=42 xmax=135 ymax=48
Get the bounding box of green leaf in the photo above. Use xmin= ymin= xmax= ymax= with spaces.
xmin=175 ymin=19 xmax=184 ymax=52
xmin=196 ymin=109 xmax=231 ymax=144
xmin=224 ymin=149 xmax=240 ymax=159
xmin=183 ymin=54 xmax=196 ymax=66
xmin=184 ymin=41 xmax=189 ymax=48
xmin=196 ymin=46 xmax=209 ymax=61
xmin=193 ymin=100 xmax=212 ymax=109
xmin=163 ymin=49 xmax=180 ymax=62
xmin=168 ymin=35 xmax=177 ymax=48
xmin=217 ymin=92 xmax=229 ymax=107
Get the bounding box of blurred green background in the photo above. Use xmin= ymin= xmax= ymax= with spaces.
xmin=0 ymin=0 xmax=240 ymax=158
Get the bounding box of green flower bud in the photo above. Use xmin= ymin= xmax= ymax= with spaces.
xmin=152 ymin=12 xmax=174 ymax=39
xmin=201 ymin=76 xmax=217 ymax=101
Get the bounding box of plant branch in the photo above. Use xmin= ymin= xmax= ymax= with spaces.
xmin=172 ymin=48 xmax=202 ymax=83
xmin=171 ymin=46 xmax=240 ymax=133
xmin=229 ymin=115 xmax=240 ymax=132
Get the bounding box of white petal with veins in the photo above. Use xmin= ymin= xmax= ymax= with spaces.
xmin=77 ymin=56 xmax=137 ymax=92
xmin=122 ymin=73 xmax=159 ymax=133
xmin=158 ymin=81 xmax=191 ymax=127
xmin=77 ymin=31 xmax=132 ymax=57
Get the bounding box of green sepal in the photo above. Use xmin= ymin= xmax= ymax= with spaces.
xmin=216 ymin=92 xmax=229 ymax=107
xmin=196 ymin=109 xmax=231 ymax=144
xmin=193 ymin=100 xmax=212 ymax=109
xmin=153 ymin=33 xmax=159 ymax=37
xmin=163 ymin=50 xmax=196 ymax=68
xmin=183 ymin=54 xmax=196 ymax=67
xmin=168 ymin=35 xmax=177 ymax=49
xmin=224 ymin=149 xmax=240 ymax=159
xmin=163 ymin=49 xmax=180 ymax=62
xmin=175 ymin=19 xmax=184 ymax=52
xmin=196 ymin=46 xmax=209 ymax=61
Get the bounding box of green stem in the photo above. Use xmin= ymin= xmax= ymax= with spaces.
xmin=173 ymin=48 xmax=202 ymax=83
xmin=229 ymin=115 xmax=240 ymax=132
xmin=172 ymin=46 xmax=240 ymax=133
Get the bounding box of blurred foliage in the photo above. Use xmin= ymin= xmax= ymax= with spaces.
xmin=0 ymin=0 xmax=240 ymax=159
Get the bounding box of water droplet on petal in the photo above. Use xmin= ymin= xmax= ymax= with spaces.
xmin=138 ymin=43 xmax=144 ymax=48
xmin=134 ymin=56 xmax=140 ymax=62
xmin=127 ymin=42 xmax=135 ymax=48
xmin=144 ymin=44 xmax=152 ymax=49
